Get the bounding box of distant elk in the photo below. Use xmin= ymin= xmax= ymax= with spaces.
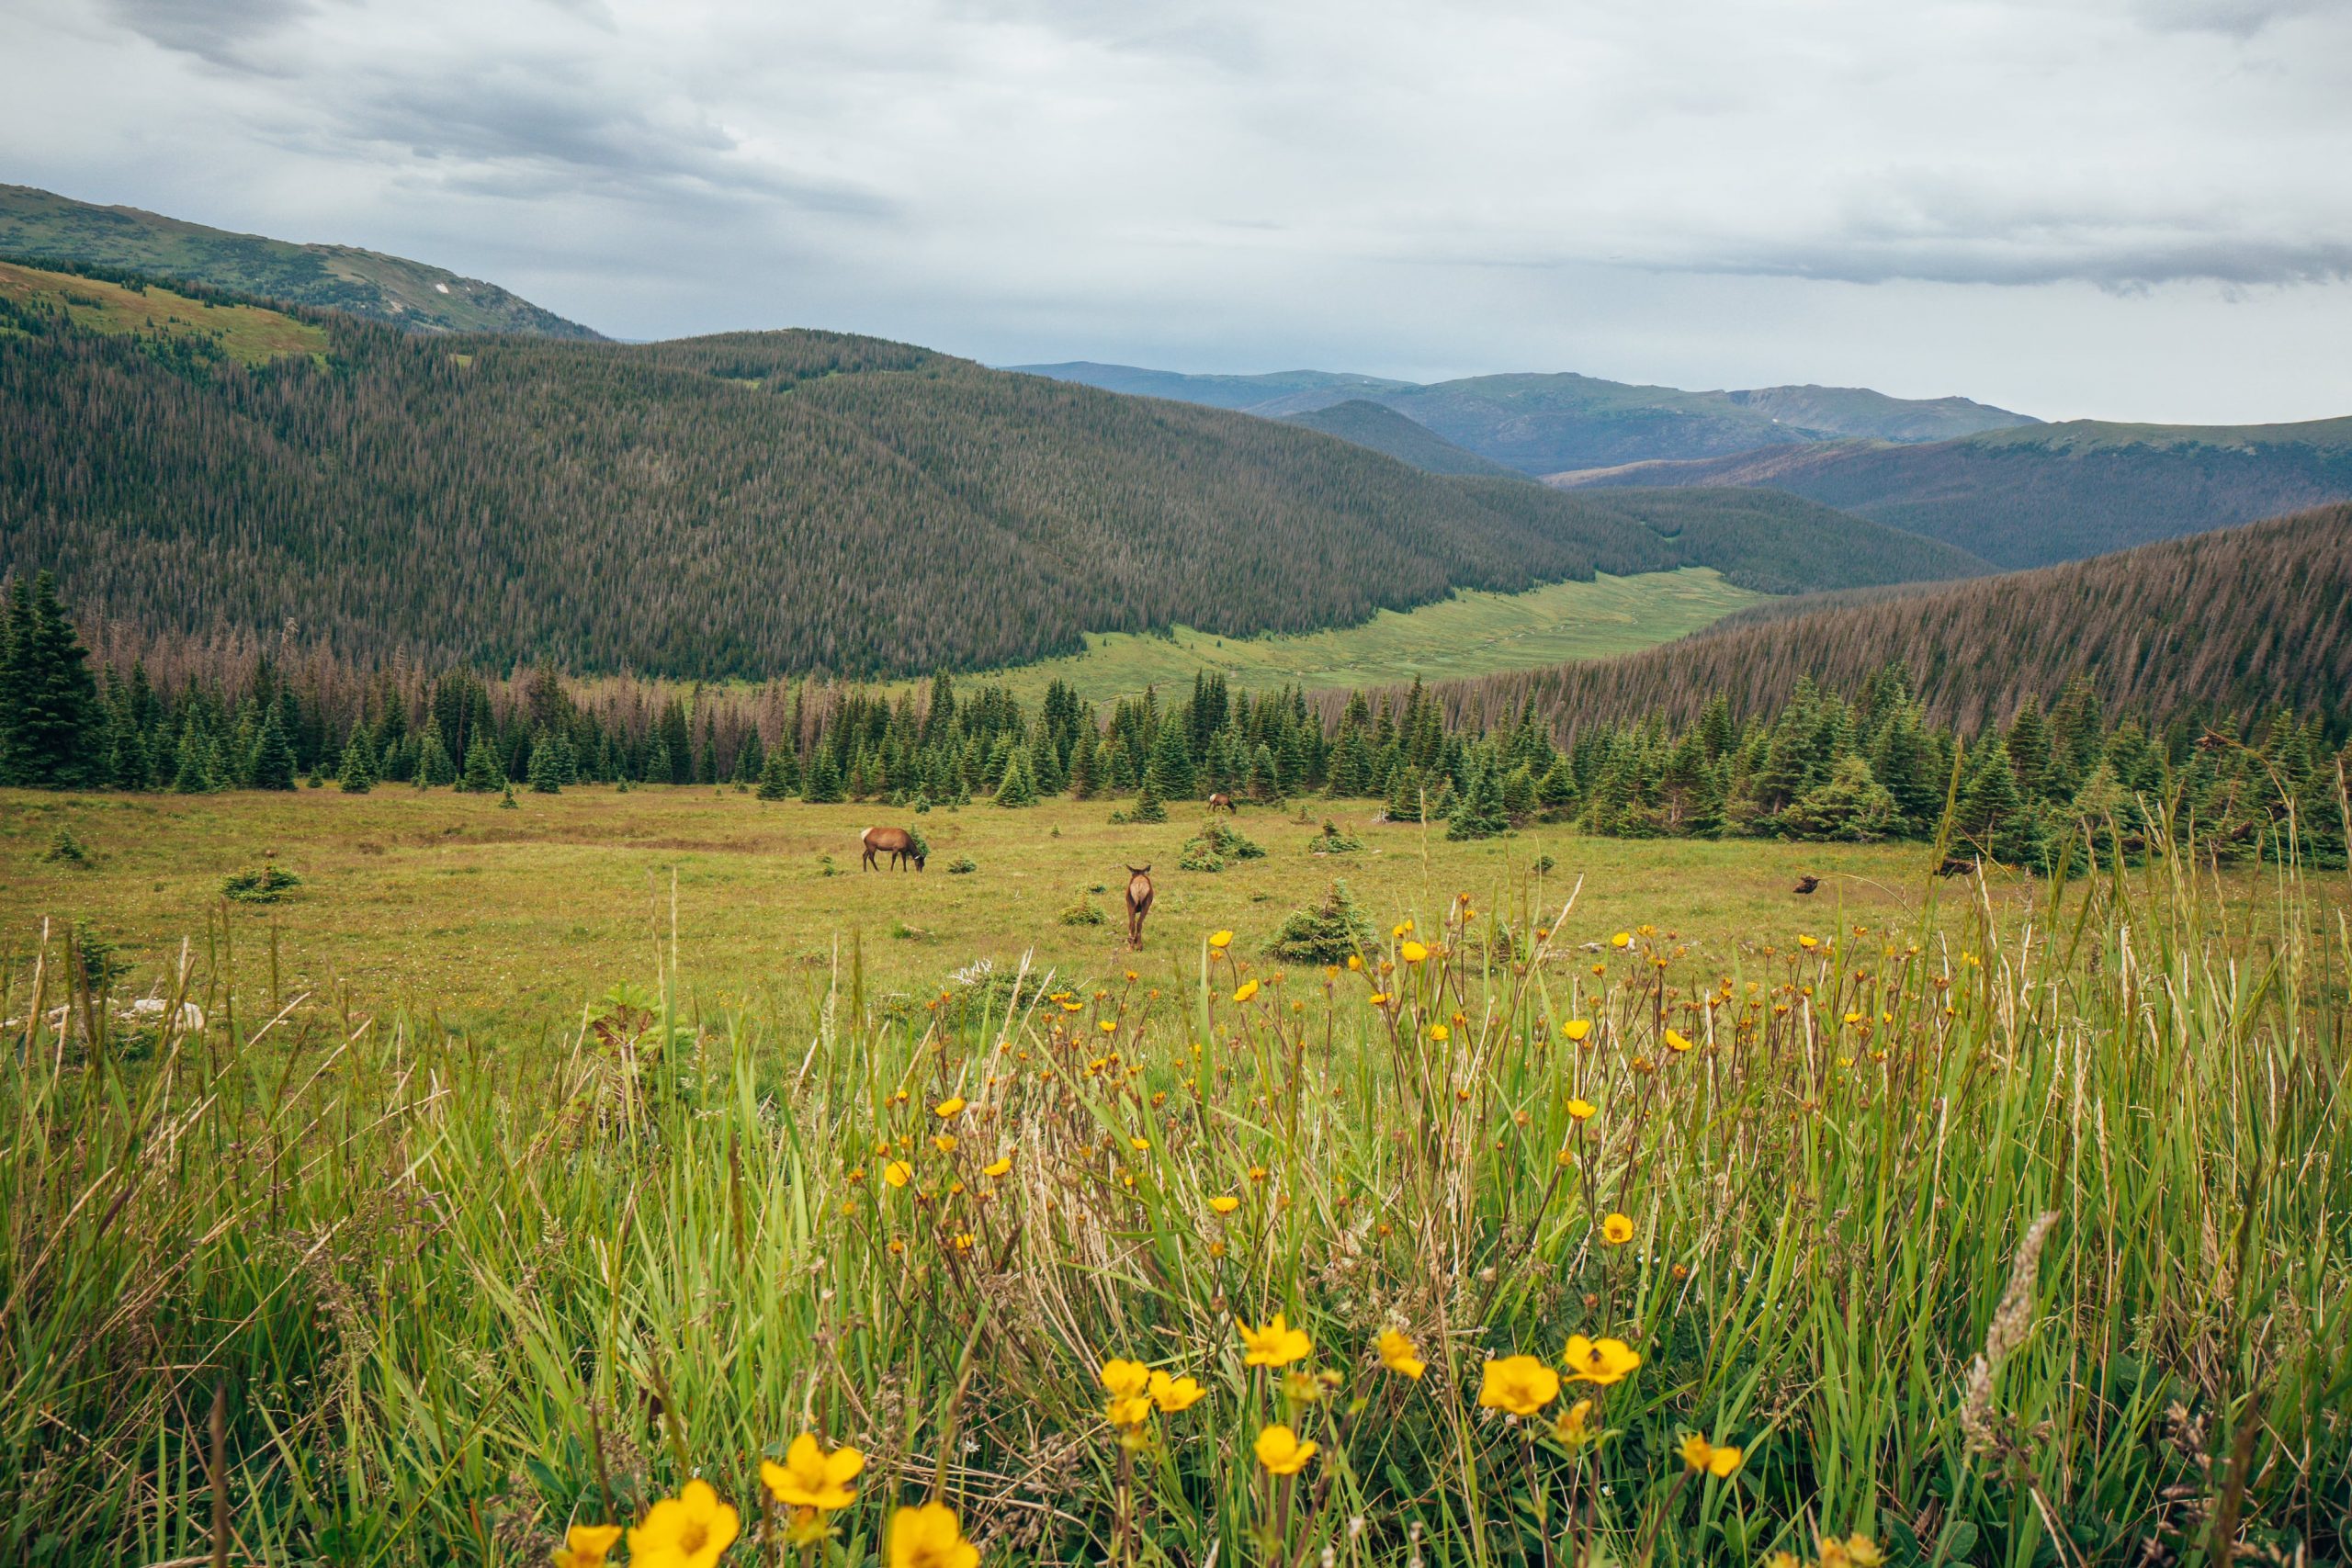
xmin=1204 ymin=793 xmax=1237 ymax=814
xmin=1934 ymin=856 xmax=1979 ymax=878
xmin=1792 ymin=874 xmax=1820 ymax=896
xmin=859 ymin=826 xmax=926 ymax=872
xmin=1124 ymin=865 xmax=1155 ymax=949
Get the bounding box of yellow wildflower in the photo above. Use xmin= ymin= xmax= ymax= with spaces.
xmin=1477 ymin=1355 xmax=1560 ymax=1416
xmin=1679 ymin=1434 xmax=1744 ymax=1477
xmin=1400 ymin=941 xmax=1430 ymax=964
xmin=1563 ymin=1019 xmax=1592 ymax=1042
xmin=1600 ymin=1213 xmax=1635 ymax=1246
xmin=1665 ymin=1028 xmax=1694 ymax=1053
xmin=888 ymin=1502 xmax=978 ymax=1568
xmin=883 ymin=1160 xmax=912 ymax=1189
xmin=761 ymin=1434 xmax=865 ymax=1513
xmin=1562 ymin=1335 xmax=1642 ymax=1386
xmin=1208 ymin=930 xmax=1234 ymax=950
xmin=627 ymin=1479 xmax=740 ymax=1568
xmin=1611 ymin=931 xmax=1632 ymax=948
xmin=933 ymin=1097 xmax=966 ymax=1119
xmin=1148 ymin=1371 xmax=1206 ymax=1412
xmin=1376 ymin=1329 xmax=1426 ymax=1380
xmin=1253 ymin=1424 xmax=1317 ymax=1475
xmin=551 ymin=1523 xmax=622 ymax=1568
xmin=1233 ymin=979 xmax=1260 ymax=1003
xmin=1238 ymin=1314 xmax=1313 ymax=1368
xmin=1209 ymin=1195 xmax=1241 ymax=1214
xmin=1550 ymin=1397 xmax=1596 ymax=1446
xmin=1429 ymin=1022 xmax=1450 ymax=1042
xmin=982 ymin=1154 xmax=1012 ymax=1178
xmin=1566 ymin=1097 xmax=1596 ymax=1121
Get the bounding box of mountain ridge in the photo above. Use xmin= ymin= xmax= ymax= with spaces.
xmin=1012 ymin=359 xmax=2040 ymax=470
xmin=1544 ymin=416 xmax=2352 ymax=568
xmin=0 ymin=183 xmax=601 ymax=340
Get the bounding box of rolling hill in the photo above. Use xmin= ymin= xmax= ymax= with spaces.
xmin=1014 ymin=360 xmax=2037 ymax=470
xmin=0 ymin=260 xmax=1986 ymax=679
xmin=1279 ymin=400 xmax=1532 ymax=479
xmin=1420 ymin=504 xmax=2352 ymax=735
xmin=0 ymin=183 xmax=600 ymax=340
xmin=1545 ymin=416 xmax=2352 ymax=569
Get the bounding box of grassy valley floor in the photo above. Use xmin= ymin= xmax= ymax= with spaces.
xmin=939 ymin=570 xmax=1761 ymax=706
xmin=13 ymin=784 xmax=2050 ymax=1029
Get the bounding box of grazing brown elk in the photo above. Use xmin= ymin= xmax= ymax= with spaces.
xmin=1934 ymin=856 xmax=1979 ymax=878
xmin=859 ymin=826 xmax=925 ymax=872
xmin=1205 ymin=793 xmax=1236 ymax=814
xmin=1124 ymin=865 xmax=1155 ymax=949
xmin=1792 ymin=874 xmax=1820 ymax=896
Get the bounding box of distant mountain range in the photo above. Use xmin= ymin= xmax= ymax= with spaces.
xmin=1430 ymin=502 xmax=2352 ymax=734
xmin=1011 ymin=361 xmax=2039 ymax=472
xmin=1546 ymin=416 xmax=2352 ymax=569
xmin=1018 ymin=359 xmax=2352 ymax=570
xmin=0 ymin=184 xmax=600 ymax=340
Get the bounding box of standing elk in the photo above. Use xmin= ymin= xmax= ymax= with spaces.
xmin=1124 ymin=865 xmax=1155 ymax=949
xmin=1934 ymin=856 xmax=1979 ymax=878
xmin=1204 ymin=793 xmax=1236 ymax=814
xmin=860 ymin=826 xmax=926 ymax=872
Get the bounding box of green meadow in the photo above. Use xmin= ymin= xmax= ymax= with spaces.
xmin=937 ymin=570 xmax=1760 ymax=706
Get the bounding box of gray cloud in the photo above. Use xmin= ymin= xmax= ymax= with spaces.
xmin=5 ymin=0 xmax=2350 ymax=420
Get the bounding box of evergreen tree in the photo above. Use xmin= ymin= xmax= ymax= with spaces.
xmin=336 ymin=733 xmax=377 ymax=794
xmin=526 ymin=731 xmax=564 ymax=794
xmin=170 ymin=716 xmax=216 ymax=794
xmin=416 ymin=719 xmax=458 ymax=787
xmin=2007 ymin=696 xmax=2052 ymax=801
xmin=1129 ymin=767 xmax=1169 ymax=823
xmin=459 ymin=732 xmax=507 ymax=794
xmin=251 ymin=711 xmax=298 ymax=790
xmin=801 ymin=746 xmax=845 ymax=803
xmin=757 ymin=745 xmax=797 ymax=800
xmin=1446 ymin=760 xmax=1509 ymax=840
xmin=1068 ymin=730 xmax=1101 ymax=799
xmin=1781 ymin=755 xmax=1898 ymax=841
xmin=1246 ymin=741 xmax=1280 ymax=804
xmin=994 ymin=750 xmax=1038 ymax=807
xmin=0 ymin=571 xmax=101 ymax=787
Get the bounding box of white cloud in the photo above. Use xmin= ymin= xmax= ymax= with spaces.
xmin=3 ymin=0 xmax=2348 ymax=420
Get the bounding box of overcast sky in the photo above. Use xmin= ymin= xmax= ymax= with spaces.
xmin=6 ymin=0 xmax=2350 ymax=422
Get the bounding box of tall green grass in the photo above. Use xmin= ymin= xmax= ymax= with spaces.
xmin=5 ymin=824 xmax=2346 ymax=1566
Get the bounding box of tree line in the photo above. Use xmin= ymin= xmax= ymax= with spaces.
xmin=6 ymin=572 xmax=2340 ymax=870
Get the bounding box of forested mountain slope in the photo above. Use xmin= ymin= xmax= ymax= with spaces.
xmin=1421 ymin=505 xmax=2352 ymax=735
xmin=0 ymin=183 xmax=600 ymax=339
xmin=0 ymin=276 xmax=1983 ymax=678
xmin=1280 ymin=400 xmax=1533 ymax=479
xmin=1546 ymin=417 xmax=2352 ymax=569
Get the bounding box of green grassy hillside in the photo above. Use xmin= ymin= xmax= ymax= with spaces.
xmin=1548 ymin=416 xmax=2352 ymax=568
xmin=0 ymin=183 xmax=600 ymax=339
xmin=0 ymin=283 xmax=1987 ymax=679
xmin=1280 ymin=399 xmax=1532 ymax=478
xmin=0 ymin=259 xmax=326 ymax=363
